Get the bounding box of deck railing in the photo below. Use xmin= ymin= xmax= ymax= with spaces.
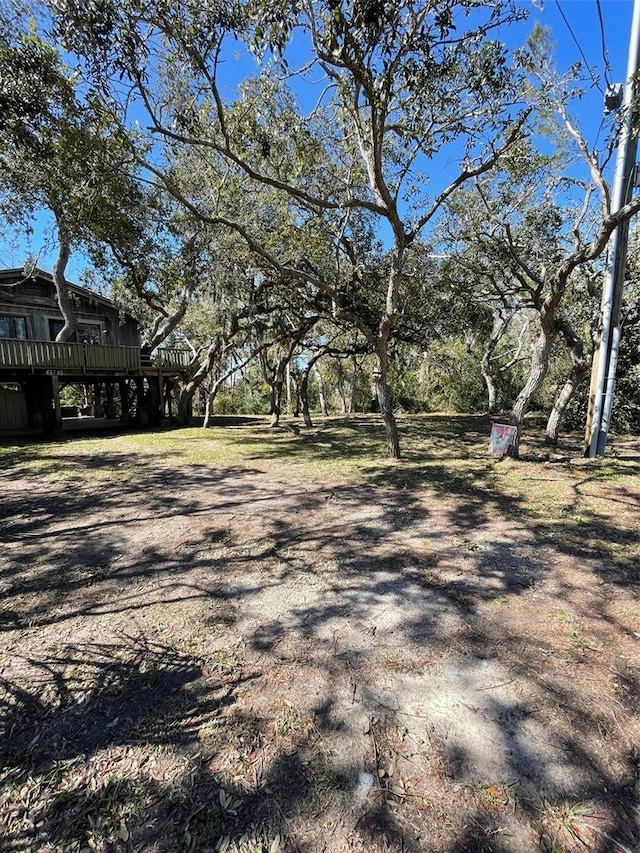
xmin=152 ymin=349 xmax=193 ymax=369
xmin=0 ymin=338 xmax=141 ymax=371
xmin=0 ymin=338 xmax=193 ymax=373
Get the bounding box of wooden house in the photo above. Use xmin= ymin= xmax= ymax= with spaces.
xmin=0 ymin=267 xmax=140 ymax=347
xmin=0 ymin=268 xmax=191 ymax=434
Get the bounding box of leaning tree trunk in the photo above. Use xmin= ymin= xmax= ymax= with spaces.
xmin=545 ymin=318 xmax=589 ymax=445
xmin=177 ymin=337 xmax=223 ymax=424
xmin=268 ymin=356 xmax=287 ymax=427
xmin=202 ymin=380 xmax=221 ymax=429
xmin=203 ymin=341 xmax=270 ymax=428
xmin=141 ymin=280 xmax=194 ymax=356
xmin=178 ymin=311 xmax=244 ymax=425
xmin=481 ymin=315 xmax=509 ymax=414
xmin=481 ymin=351 xmax=499 ymax=415
xmin=51 ymin=222 xmax=78 ymax=343
xmin=300 ymin=366 xmax=313 ymax=427
xmin=510 ymin=320 xmax=557 ymax=457
xmin=313 ymin=365 xmax=328 ymax=416
xmin=545 ymin=363 xmax=588 ymax=445
xmin=202 ymin=372 xmax=231 ymax=427
xmin=300 ymin=352 xmax=325 ymax=428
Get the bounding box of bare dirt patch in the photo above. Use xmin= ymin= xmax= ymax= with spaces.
xmin=1 ymin=416 xmax=639 ymax=852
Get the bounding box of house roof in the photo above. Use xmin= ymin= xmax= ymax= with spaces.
xmin=0 ymin=267 xmax=120 ymax=312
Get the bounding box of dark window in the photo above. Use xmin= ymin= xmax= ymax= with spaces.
xmin=0 ymin=315 xmax=27 ymax=339
xmin=48 ymin=319 xmax=101 ymax=343
xmin=77 ymin=324 xmax=101 ymax=344
xmin=49 ymin=320 xmax=102 ymax=344
xmin=48 ymin=318 xmax=66 ymax=341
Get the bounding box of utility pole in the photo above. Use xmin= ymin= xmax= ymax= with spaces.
xmin=585 ymin=0 xmax=640 ymax=457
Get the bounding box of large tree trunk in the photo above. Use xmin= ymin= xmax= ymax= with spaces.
xmin=373 ymin=246 xmax=404 ymax=459
xmin=51 ymin=223 xmax=78 ymax=343
xmin=374 ymin=347 xmax=400 ymax=459
xmin=545 ymin=318 xmax=589 ymax=445
xmin=300 ymin=367 xmax=313 ymax=427
xmin=510 ymin=320 xmax=557 ymax=456
xmin=349 ymin=356 xmax=360 ymax=413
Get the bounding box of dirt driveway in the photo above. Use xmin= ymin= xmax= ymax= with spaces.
xmin=1 ymin=419 xmax=639 ymax=852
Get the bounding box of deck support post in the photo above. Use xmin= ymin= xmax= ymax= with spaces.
xmin=135 ymin=377 xmax=147 ymax=424
xmin=51 ymin=375 xmax=62 ymax=430
xmin=105 ymin=382 xmax=117 ymax=419
xmin=119 ymin=379 xmax=132 ymax=424
xmin=147 ymin=375 xmax=162 ymax=425
xmin=163 ymin=378 xmax=174 ymax=423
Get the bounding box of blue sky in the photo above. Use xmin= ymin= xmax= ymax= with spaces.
xmin=529 ymin=0 xmax=633 ymax=147
xmin=0 ymin=0 xmax=634 ymax=280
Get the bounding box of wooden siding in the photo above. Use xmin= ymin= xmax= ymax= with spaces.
xmin=0 ymin=386 xmax=28 ymax=429
xmin=0 ymin=338 xmax=141 ymax=371
xmin=0 ymin=273 xmax=141 ymax=347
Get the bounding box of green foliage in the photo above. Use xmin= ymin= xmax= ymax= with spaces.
xmin=611 ymin=283 xmax=640 ymax=433
xmin=0 ymin=5 xmax=139 ymax=254
xmin=319 ymin=355 xmax=372 ymax=414
xmin=0 ymin=18 xmax=73 ymax=168
xmin=387 ymin=346 xmax=429 ymax=412
xmin=59 ymin=384 xmax=85 ymax=407
xmin=210 ymin=372 xmax=271 ymax=417
xmin=420 ymin=339 xmax=486 ymax=413
xmin=210 ymin=391 xmax=241 ymax=416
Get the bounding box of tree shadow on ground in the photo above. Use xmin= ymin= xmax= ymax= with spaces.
xmin=1 ymin=419 xmax=639 ymax=851
xmin=0 ymin=635 xmax=426 ymax=852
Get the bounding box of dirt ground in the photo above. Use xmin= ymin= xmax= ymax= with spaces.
xmin=1 ymin=416 xmax=639 ymax=853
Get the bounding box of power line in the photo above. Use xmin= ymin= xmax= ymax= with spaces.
xmin=592 ymin=113 xmax=605 ymax=153
xmin=595 ymin=0 xmax=613 ymax=88
xmin=555 ymin=0 xmax=604 ymax=93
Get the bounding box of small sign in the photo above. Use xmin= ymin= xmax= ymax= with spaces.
xmin=489 ymin=423 xmax=518 ymax=455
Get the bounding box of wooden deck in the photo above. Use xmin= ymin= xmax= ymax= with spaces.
xmin=0 ymin=339 xmax=192 ymax=374
xmin=150 ymin=349 xmax=193 ymax=369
